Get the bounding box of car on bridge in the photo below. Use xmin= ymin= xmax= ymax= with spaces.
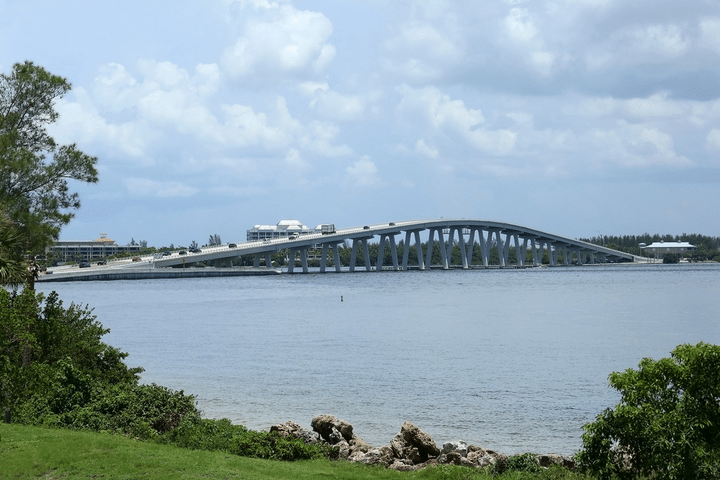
xmin=189 ymin=247 xmax=201 ymax=253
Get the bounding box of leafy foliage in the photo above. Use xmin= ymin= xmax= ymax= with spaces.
xmin=0 ymin=61 xmax=98 ymax=256
xmin=0 ymin=213 xmax=27 ymax=286
xmin=0 ymin=288 xmax=197 ymax=437
xmin=228 ymin=429 xmax=334 ymax=461
xmin=503 ymin=453 xmax=542 ymax=474
xmin=157 ymin=414 xmax=335 ymax=461
xmin=577 ymin=342 xmax=720 ymax=479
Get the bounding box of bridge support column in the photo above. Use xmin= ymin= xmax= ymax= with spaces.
xmin=548 ymin=245 xmax=557 ymax=266
xmin=493 ymin=230 xmax=506 ymax=267
xmin=376 ymin=234 xmax=399 ymax=272
xmin=265 ymin=252 xmax=272 ymax=268
xmin=300 ymin=247 xmax=309 ymax=273
xmin=446 ymin=227 xmax=468 ymax=268
xmin=466 ymin=228 xmax=476 ymax=266
xmin=516 ymin=236 xmax=528 ymax=266
xmin=480 ymin=229 xmax=493 ymax=266
xmin=333 ymin=244 xmax=342 ymax=272
xmin=287 ymin=247 xmax=309 ymax=273
xmin=426 ymin=228 xmax=448 ymax=269
xmin=350 ymin=238 xmax=372 ymax=272
xmin=288 ymin=248 xmax=297 ymax=273
xmin=402 ymin=230 xmax=424 ymax=270
xmin=319 ymin=243 xmax=342 ymax=273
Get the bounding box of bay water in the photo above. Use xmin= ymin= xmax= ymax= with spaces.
xmin=37 ymin=263 xmax=720 ymax=455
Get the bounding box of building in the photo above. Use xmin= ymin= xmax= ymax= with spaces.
xmin=246 ymin=220 xmax=315 ymax=241
xmin=48 ymin=233 xmax=142 ymax=263
xmin=640 ymin=241 xmax=695 ymax=258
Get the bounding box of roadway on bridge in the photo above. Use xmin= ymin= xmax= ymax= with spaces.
xmin=40 ymin=219 xmax=644 ymax=281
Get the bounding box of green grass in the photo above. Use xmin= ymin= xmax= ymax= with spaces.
xmin=0 ymin=424 xmax=593 ymax=480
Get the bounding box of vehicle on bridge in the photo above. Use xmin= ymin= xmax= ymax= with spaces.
xmin=319 ymin=224 xmax=336 ymax=234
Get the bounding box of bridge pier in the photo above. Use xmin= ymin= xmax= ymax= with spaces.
xmin=319 ymin=242 xmax=342 ymax=273
xmin=253 ymin=252 xmax=273 ymax=268
xmin=288 ymin=247 xmax=310 ymax=273
xmin=349 ymin=237 xmax=372 ymax=272
xmin=425 ymin=228 xmax=449 ymax=269
xmin=376 ymin=234 xmax=399 ymax=271
xmin=402 ymin=230 xmax=425 ymax=270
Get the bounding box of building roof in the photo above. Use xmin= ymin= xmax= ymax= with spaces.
xmin=641 ymin=241 xmax=695 ymax=249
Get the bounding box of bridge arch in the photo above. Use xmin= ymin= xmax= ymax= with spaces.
xmin=148 ymin=219 xmax=638 ymax=272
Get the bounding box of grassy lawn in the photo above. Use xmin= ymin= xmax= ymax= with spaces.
xmin=0 ymin=424 xmax=591 ymax=480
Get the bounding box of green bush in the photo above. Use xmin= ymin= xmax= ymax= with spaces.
xmin=229 ymin=430 xmax=334 ymax=461
xmin=577 ymin=342 xmax=720 ymax=479
xmin=1 ymin=288 xmax=197 ymax=438
xmin=157 ymin=415 xmax=248 ymax=450
xmin=503 ymin=453 xmax=542 ymax=474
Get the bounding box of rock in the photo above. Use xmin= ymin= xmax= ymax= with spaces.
xmin=334 ymin=439 xmax=351 ymax=460
xmin=538 ymin=454 xmax=576 ymax=470
xmin=406 ymin=446 xmax=425 ymax=464
xmin=349 ymin=436 xmax=371 ymax=454
xmin=311 ymin=414 xmax=354 ymax=443
xmin=269 ymin=421 xmax=322 ymax=444
xmin=359 ymin=446 xmax=395 ymax=466
xmin=328 ymin=427 xmax=344 ymax=445
xmin=388 ymin=459 xmax=417 ymax=471
xmin=442 ymin=440 xmax=468 ymax=457
xmin=400 ymin=421 xmax=441 ymax=459
xmin=467 ymin=450 xmax=496 ymax=467
xmin=390 ymin=433 xmax=407 ymax=458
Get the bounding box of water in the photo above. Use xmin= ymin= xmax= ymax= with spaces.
xmin=36 ymin=264 xmax=720 ymax=455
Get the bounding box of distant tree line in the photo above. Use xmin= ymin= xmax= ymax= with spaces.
xmin=580 ymin=233 xmax=720 ymax=262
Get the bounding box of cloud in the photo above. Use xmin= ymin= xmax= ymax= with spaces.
xmin=346 ymin=156 xmax=380 ymax=186
xmin=396 ymin=85 xmax=516 ymax=155
xmin=300 ymin=81 xmax=371 ymax=121
xmin=222 ymin=4 xmax=335 ymax=80
xmin=707 ymin=129 xmax=720 ymax=152
xmin=123 ymin=177 xmax=198 ymax=198
xmin=415 ymin=139 xmax=438 ymax=158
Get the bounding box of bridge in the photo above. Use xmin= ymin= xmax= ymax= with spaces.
xmin=146 ymin=219 xmax=638 ymax=273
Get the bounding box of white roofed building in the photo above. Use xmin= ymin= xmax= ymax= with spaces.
xmin=640 ymin=241 xmax=695 ymax=258
xmin=246 ymin=220 xmax=314 ymax=241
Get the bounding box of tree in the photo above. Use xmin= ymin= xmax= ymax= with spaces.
xmin=208 ymin=234 xmax=221 ymax=246
xmin=577 ymin=342 xmax=720 ymax=479
xmin=0 ymin=213 xmax=27 ymax=286
xmin=0 ymin=61 xmax=98 ymax=258
xmin=0 ymin=287 xmax=197 ymax=434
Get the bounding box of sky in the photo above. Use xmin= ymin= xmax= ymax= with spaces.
xmin=2 ymin=0 xmax=719 ymax=247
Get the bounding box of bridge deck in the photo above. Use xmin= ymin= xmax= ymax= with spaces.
xmin=40 ymin=219 xmax=642 ymax=280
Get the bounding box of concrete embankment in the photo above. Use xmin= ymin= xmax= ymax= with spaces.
xmin=38 ymin=266 xmax=281 ymax=282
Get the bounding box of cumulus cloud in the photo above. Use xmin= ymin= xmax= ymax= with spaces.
xmin=221 ymin=4 xmax=335 ymax=80
xmin=396 ymin=85 xmax=516 ymax=155
xmin=707 ymin=129 xmax=720 ymax=152
xmin=346 ymin=156 xmax=381 ymax=186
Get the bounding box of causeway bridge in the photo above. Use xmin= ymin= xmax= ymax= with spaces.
xmin=148 ymin=219 xmax=638 ymax=273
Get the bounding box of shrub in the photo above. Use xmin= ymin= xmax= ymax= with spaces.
xmin=157 ymin=415 xmax=247 ymax=451
xmin=1 ymin=288 xmax=196 ymax=438
xmin=577 ymin=342 xmax=720 ymax=480
xmin=229 ymin=430 xmax=333 ymax=461
xmin=504 ymin=453 xmax=542 ymax=474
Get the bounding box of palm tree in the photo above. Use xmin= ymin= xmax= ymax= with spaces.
xmin=0 ymin=212 xmax=28 ymax=287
